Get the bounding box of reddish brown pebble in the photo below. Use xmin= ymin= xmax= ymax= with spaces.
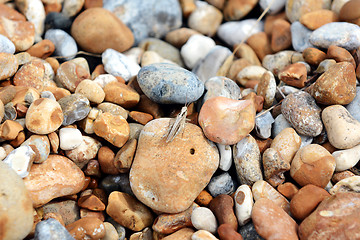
xmin=242 ymin=92 xmax=264 ymax=113
xmin=135 ymin=94 xmax=164 ymax=119
xmin=246 ymin=32 xmax=273 ymax=61
xmin=97 ymin=146 xmax=119 ymax=175
xmin=129 ymin=111 xmax=153 ymax=125
xmin=226 ymin=58 xmax=251 ymax=81
xmin=300 ymin=9 xmax=339 ymax=30
xmin=103 ymin=81 xmax=140 ymax=108
xmin=26 ymin=39 xmax=55 ymax=59
xmin=218 ymin=223 xmax=243 ymax=240
xmin=278 ymin=63 xmax=308 ymax=88
xmin=332 ymin=171 xmax=356 ymax=183
xmin=255 ymin=137 xmax=272 ymax=154
xmin=277 ymin=182 xmax=299 ymax=200
xmin=114 ymin=138 xmax=137 ymax=173
xmin=264 ymin=12 xmax=287 ymax=36
xmin=165 ymin=27 xmax=200 ymax=48
xmin=66 ymin=217 xmax=106 ymax=240
xmin=0 ymin=4 xmax=26 ymax=21
xmin=271 ymin=19 xmax=292 ymax=52
xmin=84 ymin=0 xmax=103 ymax=9
xmin=339 ymin=0 xmax=360 ymax=22
xmin=78 ymin=194 xmax=106 ymax=211
xmin=327 ymin=45 xmax=356 ymax=68
xmin=195 ymin=190 xmax=213 ymax=207
xmin=302 ymin=47 xmax=327 ymax=66
xmin=209 ymin=194 xmax=238 ymax=231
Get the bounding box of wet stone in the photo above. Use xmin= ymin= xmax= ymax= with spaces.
xmin=58 ymin=93 xmax=91 ymax=126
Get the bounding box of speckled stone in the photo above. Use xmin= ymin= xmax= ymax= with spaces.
xmin=34 ymin=218 xmax=74 ymax=240
xmin=137 ymin=63 xmax=204 ymax=104
xmin=207 ymin=172 xmax=235 ymax=197
xmin=58 ymin=93 xmax=91 ymax=126
xmin=0 ymin=52 xmax=18 ymax=80
xmin=44 ymin=29 xmax=77 ymax=60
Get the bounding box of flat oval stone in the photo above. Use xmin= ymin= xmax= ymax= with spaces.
xmin=23 ymin=154 xmax=85 ymax=207
xmin=129 ymin=118 xmax=219 ymax=213
xmin=207 ymin=172 xmax=235 ymax=197
xmin=203 ymin=76 xmax=241 ymax=103
xmin=137 ymin=63 xmax=204 ymax=104
xmin=44 ymin=29 xmax=77 ymax=60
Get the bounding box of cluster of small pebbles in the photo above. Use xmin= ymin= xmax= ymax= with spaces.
xmin=1 ymin=0 xmax=360 ymax=239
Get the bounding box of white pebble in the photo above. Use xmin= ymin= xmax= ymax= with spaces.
xmin=332 ymin=144 xmax=360 ymax=171
xmin=234 ymin=185 xmax=253 ymax=226
xmin=59 ymin=128 xmax=83 ymax=150
xmin=191 ymin=207 xmax=218 ymax=234
xmin=181 ymin=35 xmax=215 ymax=69
xmin=93 ymin=74 xmax=118 ymax=88
xmin=192 ymin=230 xmax=219 ymax=240
xmin=216 ymin=143 xmax=232 ymax=171
xmin=259 ymin=0 xmax=286 ymax=15
xmin=45 ymin=29 xmax=78 ymax=60
xmin=3 ymin=146 xmax=35 ymax=178
xmin=0 ymin=34 xmax=15 ymax=54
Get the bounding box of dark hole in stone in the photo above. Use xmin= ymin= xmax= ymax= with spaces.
xmin=190 ymin=148 xmax=195 ymax=155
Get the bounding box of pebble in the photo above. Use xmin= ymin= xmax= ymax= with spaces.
xmin=0 ymin=52 xmax=18 ymax=80
xmin=262 ymin=50 xmax=295 ymax=75
xmin=106 ymin=191 xmax=153 ymax=231
xmin=137 ymin=63 xmax=204 ymax=104
xmin=26 ymin=40 xmax=55 ymax=59
xmin=58 ymin=93 xmax=91 ymax=126
xmin=0 ymin=160 xmax=34 ymax=240
xmin=102 ymin=48 xmax=141 ymax=82
xmin=310 ymin=22 xmax=360 ymax=50
xmin=141 ymin=51 xmax=177 ymax=67
xmin=332 ymin=0 xmax=350 ymax=14
xmin=256 ymin=70 xmax=276 ymax=108
xmin=75 ymin=79 xmax=105 ymax=104
xmin=209 ymin=194 xmax=238 ymax=231
xmin=191 ymin=207 xmax=218 ymax=234
xmin=271 ymin=19 xmax=292 ymax=52
xmin=238 ymin=222 xmax=264 ymax=240
xmin=203 ymin=76 xmax=241 ymax=105
xmin=278 ymin=62 xmax=308 ymax=88
xmin=23 ymin=154 xmax=85 ymax=207
xmin=44 ymin=12 xmax=72 ymax=32
xmin=56 ymin=61 xmax=90 ymax=92
xmin=44 ymin=29 xmax=77 ymax=60
xmin=333 ymin=144 xmax=360 ymax=171
xmin=114 ymin=138 xmax=137 ymax=173
xmin=290 ymin=144 xmax=336 ymax=188
xmin=0 ymin=34 xmax=15 ymax=54
xmin=65 ymin=136 xmax=101 ymax=169
xmin=270 ymin=127 xmax=301 ymax=163
xmin=59 ymin=127 xmax=83 ymax=151
xmin=302 ymin=47 xmax=327 ymax=66
xmin=263 ymin=148 xmax=290 ymax=187
xmin=104 ymin=0 xmax=182 ymax=45
xmin=217 ymin=19 xmax=264 ymax=46
xmin=217 ymin=143 xmax=232 ymax=171
xmin=260 ymin=0 xmax=286 ymax=15
xmin=3 ymin=145 xmax=35 ymax=178
xmin=234 ymin=185 xmax=253 ymax=226
xmin=40 ymin=200 xmax=79 ymax=225
xmin=300 ymin=9 xmax=339 ymax=30
xmin=162 ymin=228 xmax=195 ymax=239
xmin=286 ymin=0 xmax=331 ymax=23
xmin=254 ymin=111 xmax=274 ymax=139
xmin=207 ymin=172 xmax=235 ymax=197
xmin=192 ymin=230 xmax=219 ymax=240
xmin=93 ymin=74 xmax=118 ymax=88
xmin=61 ymin=0 xmax=85 ymax=18
xmin=329 ymin=176 xmax=360 ymax=195
xmin=165 ymin=27 xmax=200 ymax=48
xmin=277 ymin=182 xmax=299 ymax=200
xmin=103 ymin=222 xmax=119 ymax=240
xmin=181 ymin=34 xmax=216 ymax=69
xmin=103 ymin=82 xmax=140 ymax=108
xmin=233 ymin=135 xmax=263 ymax=186
xmin=34 ymin=218 xmax=74 ymax=240
xmin=98 ymin=102 xmax=128 ymax=119
xmin=66 ymin=217 xmax=106 ymax=240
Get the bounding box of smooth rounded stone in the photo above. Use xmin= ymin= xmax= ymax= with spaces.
xmin=102 ymin=222 xmax=119 ymax=240
xmin=102 ymin=48 xmax=141 ymax=82
xmin=26 ymin=98 xmax=63 ymax=134
xmin=223 ymin=0 xmax=258 ymax=20
xmin=192 ymin=230 xmax=218 ymax=240
xmin=65 ymin=136 xmax=101 ymax=168
xmin=181 ymin=34 xmax=216 ymax=69
xmin=252 ymin=198 xmax=298 ymax=240
xmin=314 ymin=59 xmax=337 ymax=74
xmin=330 ymin=176 xmax=360 ymax=195
xmin=209 ymin=194 xmax=238 ymax=231
xmin=193 ymin=46 xmax=232 ymax=83
xmin=104 ymin=0 xmax=182 ymax=45
xmin=130 ymin=118 xmax=219 ymax=213
xmin=260 ymin=0 xmax=286 ymax=15
xmin=137 ymin=63 xmax=204 ymax=104
xmin=41 ymin=91 xmax=56 ymax=101
xmin=217 ymin=19 xmax=264 ymax=47
xmin=311 ymin=62 xmax=356 ymax=105
xmin=252 ymin=180 xmax=290 ymax=213
xmin=236 ymin=65 xmax=267 ymax=87
xmin=44 ymin=29 xmax=77 ymax=60
xmin=281 ymin=91 xmax=322 ymax=137
xmin=97 ymin=102 xmax=128 ymax=119
xmin=285 ymin=0 xmax=331 ymax=23
xmin=45 ymin=12 xmax=72 ymax=31
xmin=346 ymin=87 xmax=360 ymax=122
xmin=234 ymin=185 xmax=253 ymax=226
xmin=0 ymin=52 xmax=18 ymax=80
xmin=0 ymin=34 xmax=15 ymax=53
xmin=93 ymin=74 xmax=118 ymax=88
xmin=58 ymin=93 xmax=91 ymax=126
xmin=239 ymin=222 xmax=264 ymax=240
xmin=141 ymin=51 xmax=177 ymax=67
xmin=290 ymin=144 xmax=336 ymax=188
xmin=106 ymin=191 xmax=153 ymax=231
xmin=332 ymin=0 xmax=350 ymax=14
xmin=16 ymin=0 xmax=45 ymax=42
xmin=129 ymin=123 xmax=144 ymax=140
xmin=66 ymin=217 xmax=106 ymax=240
xmin=299 ymin=192 xmax=360 ymax=239
xmin=271 ymin=127 xmax=301 ymax=164
xmin=61 ymin=0 xmax=84 ymax=18
xmin=162 ymin=228 xmax=195 ymax=240
xmin=290 ymin=21 xmax=314 ymax=52
xmin=217 ymin=143 xmax=232 ymax=171
xmin=203 ymin=76 xmax=241 ymax=105
xmin=34 ymin=218 xmax=74 ymax=240
xmin=339 ymin=0 xmax=360 ymax=22
xmin=75 ymin=79 xmax=105 ymax=104
xmin=207 ymin=172 xmax=235 ymax=197
xmin=21 ymin=135 xmax=50 ymax=163
xmin=188 ymin=1 xmax=222 ymax=37
xmin=256 ymin=71 xmax=276 ymax=108
xmin=310 ymin=22 xmax=360 ymax=50
xmin=233 ymin=135 xmax=263 ymax=186
xmin=106 ymin=218 xmax=126 ymax=240
xmin=2 ymin=145 xmax=35 ymax=178
xmin=0 ymin=161 xmax=33 ymax=240
xmin=322 ymin=105 xmax=360 ymax=149
xmin=333 ymin=144 xmax=360 ymax=171
xmin=59 ymin=127 xmax=83 ymax=151
xmin=103 ymin=82 xmax=140 ymax=108
xmin=263 ymin=148 xmax=290 ymax=187
xmin=300 ymin=9 xmax=339 ymax=30
xmin=100 ymin=174 xmax=134 ymax=196
xmin=23 ymin=154 xmax=85 ymax=207
xmin=262 ymin=50 xmax=295 ymax=75
xmin=254 ymin=111 xmax=274 ymax=139
xmin=191 ymin=207 xmax=218 ymax=234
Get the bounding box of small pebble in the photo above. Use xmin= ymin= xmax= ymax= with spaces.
xmin=0 ymin=34 xmax=15 ymax=54
xmin=21 ymin=135 xmax=50 ymax=163
xmin=209 ymin=194 xmax=238 ymax=231
xmin=34 ymin=218 xmax=74 ymax=240
xmin=329 ymin=176 xmax=360 ymax=195
xmin=191 ymin=207 xmax=218 ymax=234
xmin=234 ymin=185 xmax=253 ymax=226
xmin=44 ymin=29 xmax=77 ymax=60
xmin=217 ymin=143 xmax=232 ymax=171
xmin=254 ymin=111 xmax=274 ymax=139
xmin=207 ymin=172 xmax=235 ymax=197
xmin=291 ymin=21 xmax=315 ymax=52
xmin=58 ymin=93 xmax=91 ymax=126
xmin=59 ymin=127 xmax=83 ymax=151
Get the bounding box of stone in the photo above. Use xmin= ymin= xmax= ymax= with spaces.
xmin=137 ymin=63 xmax=204 ymax=104
xmin=34 ymin=218 xmax=74 ymax=240
xmin=285 ymin=0 xmax=331 ymax=23
xmin=263 ymin=148 xmax=290 ymax=187
xmin=310 ymin=22 xmax=360 ymax=50
xmin=195 ymin=190 xmax=213 ymax=207
xmin=129 ymin=118 xmax=219 ymax=213
xmin=188 ymin=2 xmax=222 ymax=37
xmin=281 ymin=91 xmax=322 ymax=137
xmin=0 ymin=52 xmax=18 ymax=80
xmin=102 ymin=48 xmax=141 ymax=82
xmin=191 ymin=207 xmax=218 ymax=234
xmin=78 ymin=194 xmax=105 ymax=211
xmin=102 ymin=222 xmax=118 ymax=240
xmin=203 ymin=76 xmax=241 ymax=104
xmin=207 ymin=172 xmax=235 ymax=197
xmin=20 ymin=135 xmax=50 ymax=163
xmin=113 ymin=138 xmax=137 ymax=173
xmin=300 ymin=9 xmax=338 ymax=30
xmin=66 ymin=217 xmax=106 ymax=240
xmin=299 ymin=192 xmax=360 ymax=239
xmin=315 ymin=59 xmax=337 ymax=74
xmin=290 ymin=144 xmax=336 ymax=188
xmin=44 ymin=12 xmax=72 ymax=32
xmin=0 ymin=161 xmax=33 ymax=240
xmin=0 ymin=119 xmax=23 ymax=140
xmin=217 ymin=19 xmax=264 ymax=47
xmin=238 ymin=222 xmax=264 ymax=240
xmin=233 ymin=135 xmax=263 ymax=186
xmin=106 ymin=191 xmax=153 ymax=231
xmin=278 ymin=62 xmax=308 ymax=88
xmin=0 ymin=4 xmax=26 ymax=21
xmin=55 ymin=61 xmax=90 ymax=93
xmin=65 ymin=136 xmax=101 ymax=169
xmin=254 ymin=111 xmax=274 ymax=139
xmin=165 ymin=27 xmax=200 ymax=48
xmin=59 ymin=127 xmax=83 ymax=151
xmin=234 ymin=43 xmax=261 ymax=66
xmin=327 ymin=45 xmax=356 ymax=68
xmin=218 ymin=224 xmax=244 ymax=240
xmin=26 ymin=98 xmax=63 ymax=134
xmin=97 ymin=102 xmax=128 ymax=119
xmin=332 ymin=144 xmax=360 ymax=171
xmin=192 ymin=230 xmax=219 ymax=240
xmin=129 ymin=111 xmax=153 ymax=125
xmin=93 ymin=74 xmax=117 ymax=88
xmin=0 ymin=34 xmax=15 ymax=54
xmin=223 ymin=0 xmax=258 ymax=21
xmin=302 ymin=47 xmax=327 ymax=66
xmin=329 ymin=176 xmax=360 ymax=195
xmin=234 ymin=185 xmax=253 ymax=226
xmin=104 ymin=0 xmax=182 ymax=45
xmin=93 ymin=112 xmax=130 ymax=148
xmin=199 ymin=97 xmax=255 ymax=145
xmin=58 ymin=93 xmax=91 ymax=126
xmin=262 ymin=50 xmax=295 ymax=75
xmin=41 ymin=200 xmax=80 ymax=225
xmin=277 ymin=182 xmax=299 ymax=200
xmin=309 ymin=62 xmax=356 ymax=105
xmin=181 ymin=34 xmax=215 ymax=69
xmin=331 ymin=171 xmax=355 ymax=184
xmin=260 ymin=0 xmax=286 ymax=15
xmin=62 ymin=0 xmax=85 ymax=18
xmin=103 ymin=82 xmax=140 ymax=108
xmin=246 ymin=32 xmax=272 ymax=61
xmin=23 ymin=154 xmax=85 ymax=207
xmin=162 ymin=228 xmax=195 ymax=240
xmin=217 ymin=143 xmax=232 ymax=171
xmin=74 ymin=79 xmax=105 ymax=104
xmin=141 ymin=51 xmax=177 ymax=67
xmin=271 ymin=19 xmax=292 ymax=52
xmin=252 ymin=198 xmax=298 ymax=240
xmin=322 ymin=105 xmax=360 ymax=149
xmin=271 ymin=127 xmax=301 ymax=164
xmin=44 ymin=29 xmax=77 ymax=60
xmin=3 ymin=145 xmax=35 ymax=178
xmin=256 ymin=70 xmax=276 ymax=108
xmin=209 ymin=194 xmax=238 ymax=231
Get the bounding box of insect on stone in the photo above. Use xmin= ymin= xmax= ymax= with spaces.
xmin=165 ymin=105 xmax=189 ymax=143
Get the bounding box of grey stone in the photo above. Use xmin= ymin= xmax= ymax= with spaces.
xmin=103 ymin=0 xmax=182 ymax=45
xmin=40 ymin=91 xmax=56 ymax=101
xmin=207 ymin=172 xmax=235 ymax=197
xmin=255 ymin=111 xmax=275 ymax=139
xmin=58 ymin=93 xmax=91 ymax=126
xmin=100 ymin=173 xmax=134 ymax=196
xmin=41 ymin=200 xmax=80 ymax=225
xmin=106 ymin=217 xmax=126 ymax=240
xmin=291 ymin=21 xmax=314 ymax=52
xmin=137 ymin=63 xmax=204 ymax=104
xmin=272 ymin=114 xmax=291 ymax=138
xmin=346 ymin=87 xmax=360 ymax=122
xmin=203 ymin=76 xmax=241 ymax=102
xmin=34 ymin=218 xmax=74 ymax=240
xmin=0 ymin=34 xmax=15 ymax=54
xmin=44 ymin=29 xmax=77 ymax=60
xmin=300 ymin=135 xmax=313 ymax=148
xmin=259 ymin=0 xmax=286 ymax=15
xmin=262 ymin=50 xmax=296 ymax=76
xmin=310 ymin=22 xmax=360 ymax=50
xmin=239 ymin=222 xmax=264 ymax=240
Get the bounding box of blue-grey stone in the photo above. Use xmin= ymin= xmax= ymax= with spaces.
xmin=58 ymin=93 xmax=91 ymax=126
xmin=193 ymin=46 xmax=232 ymax=83
xmin=239 ymin=222 xmax=264 ymax=240
xmin=260 ymin=0 xmax=286 ymax=15
xmin=272 ymin=114 xmax=291 ymax=138
xmin=137 ymin=63 xmax=204 ymax=104
xmin=203 ymin=76 xmax=241 ymax=102
xmin=207 ymin=172 xmax=235 ymax=197
xmin=291 ymin=21 xmax=314 ymax=52
xmin=106 ymin=217 xmax=126 ymax=240
xmin=217 ymin=19 xmax=264 ymax=46
xmin=45 ymin=12 xmax=72 ymax=31
xmin=103 ymin=0 xmax=182 ymax=45
xmin=300 ymin=135 xmax=313 ymax=148
xmin=255 ymin=111 xmax=275 ymax=139
xmin=346 ymin=87 xmax=360 ymax=122
xmin=34 ymin=218 xmax=74 ymax=240
xmin=0 ymin=34 xmax=15 ymax=54
xmin=41 ymin=91 xmax=56 ymax=101
xmin=44 ymin=29 xmax=77 ymax=60
xmin=100 ymin=173 xmax=134 ymax=196
xmin=310 ymin=22 xmax=360 ymax=50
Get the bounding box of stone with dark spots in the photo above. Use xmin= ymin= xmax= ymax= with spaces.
xmin=58 ymin=93 xmax=91 ymax=126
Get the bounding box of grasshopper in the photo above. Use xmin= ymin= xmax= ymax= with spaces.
xmin=165 ymin=104 xmax=189 ymax=143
